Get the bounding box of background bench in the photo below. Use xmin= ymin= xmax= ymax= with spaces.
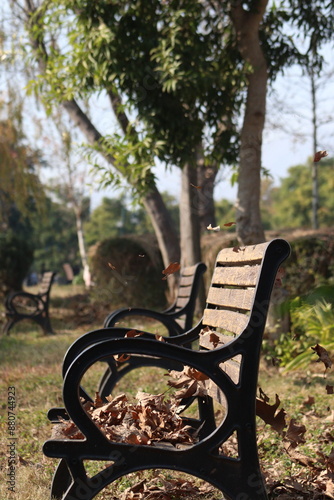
xmin=43 ymin=239 xmax=290 ymax=500
xmin=3 ymin=271 xmax=56 ymax=335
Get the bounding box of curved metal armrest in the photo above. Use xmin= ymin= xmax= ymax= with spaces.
xmin=6 ymin=290 xmax=44 ymax=312
xmin=62 ymin=321 xmax=203 ymax=379
xmin=104 ymin=307 xmax=185 ymax=336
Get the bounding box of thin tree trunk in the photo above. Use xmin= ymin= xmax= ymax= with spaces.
xmin=231 ymin=0 xmax=267 ymax=245
xmin=180 ymin=158 xmax=205 ymax=312
xmin=196 ymin=155 xmax=218 ymax=231
xmin=74 ymin=206 xmax=91 ymax=288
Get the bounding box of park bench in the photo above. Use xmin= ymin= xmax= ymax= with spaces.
xmin=43 ymin=239 xmax=290 ymax=500
xmin=99 ymin=261 xmax=207 ymax=396
xmin=3 ymin=271 xmax=56 ymax=335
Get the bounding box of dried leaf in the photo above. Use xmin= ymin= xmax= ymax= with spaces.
xmin=302 ymin=396 xmax=315 ymax=406
xmin=223 ymin=221 xmax=236 ymax=227
xmin=207 ymin=223 xmax=220 ymax=231
xmin=314 ymin=150 xmax=329 ymax=162
xmin=162 ymin=262 xmax=181 ymax=280
xmin=311 ymin=344 xmax=332 ymax=371
xmin=326 ymin=385 xmax=334 ymax=394
xmin=125 ymin=330 xmax=144 ymax=338
xmin=94 ymin=392 xmax=104 ymax=408
xmin=209 ymin=332 xmax=221 ymax=348
xmin=256 ymin=393 xmax=287 ymax=433
xmin=275 ymin=267 xmax=285 ymax=287
xmin=114 ymin=354 xmax=131 ymax=363
xmin=107 ymin=262 xmax=116 ymax=270
xmin=284 ymin=418 xmax=306 ymax=447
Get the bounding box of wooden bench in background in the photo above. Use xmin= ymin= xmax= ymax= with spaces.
xmin=43 ymin=239 xmax=290 ymax=500
xmin=3 ymin=271 xmax=56 ymax=335
xmin=98 ymin=262 xmax=207 ymax=396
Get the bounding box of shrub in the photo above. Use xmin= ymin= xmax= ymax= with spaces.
xmin=89 ymin=236 xmax=167 ymax=309
xmin=0 ymin=230 xmax=34 ymax=294
xmin=274 ymin=297 xmax=334 ymax=370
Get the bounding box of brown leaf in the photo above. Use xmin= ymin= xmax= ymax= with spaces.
xmin=302 ymin=395 xmax=315 ymax=406
xmin=275 ymin=267 xmax=285 ymax=287
xmin=107 ymin=262 xmax=116 ymax=270
xmin=94 ymin=392 xmax=104 ymax=408
xmin=256 ymin=393 xmax=287 ymax=433
xmin=114 ymin=354 xmax=131 ymax=363
xmin=311 ymin=344 xmax=332 ymax=371
xmin=162 ymin=262 xmax=181 ymax=280
xmin=284 ymin=418 xmax=306 ymax=447
xmin=326 ymin=385 xmax=334 ymax=394
xmin=209 ymin=332 xmax=221 ymax=348
xmin=223 ymin=221 xmax=236 ymax=227
xmin=125 ymin=329 xmax=144 ymax=338
xmin=314 ymin=150 xmax=329 ymax=162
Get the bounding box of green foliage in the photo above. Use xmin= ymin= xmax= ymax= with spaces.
xmin=90 ymin=236 xmax=167 ymax=309
xmin=284 ymin=236 xmax=334 ymax=298
xmin=261 ymin=158 xmax=334 ymax=229
xmin=30 ymin=197 xmax=80 ymax=273
xmin=84 ymin=192 xmax=179 ymax=247
xmin=274 ymin=298 xmax=334 ymax=370
xmin=0 ymin=225 xmax=34 ymax=293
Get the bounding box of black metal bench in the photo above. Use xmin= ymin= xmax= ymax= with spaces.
xmin=98 ymin=262 xmax=206 ymax=396
xmin=43 ymin=239 xmax=290 ymax=500
xmin=3 ymin=271 xmax=56 ymax=335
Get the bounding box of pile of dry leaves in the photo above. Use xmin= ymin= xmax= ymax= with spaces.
xmin=57 ymin=390 xmax=196 ymax=447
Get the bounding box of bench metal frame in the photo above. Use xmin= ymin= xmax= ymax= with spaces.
xmin=44 ymin=239 xmax=290 ymax=500
xmin=3 ymin=271 xmax=56 ymax=335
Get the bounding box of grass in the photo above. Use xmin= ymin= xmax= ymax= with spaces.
xmin=0 ymin=284 xmax=333 ymax=499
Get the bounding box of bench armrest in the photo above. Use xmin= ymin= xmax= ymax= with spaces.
xmin=104 ymin=307 xmax=185 ymax=335
xmin=62 ymin=321 xmax=203 ymax=379
xmin=5 ymin=291 xmax=45 ymax=313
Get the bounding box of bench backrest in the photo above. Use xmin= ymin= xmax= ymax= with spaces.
xmin=167 ymin=262 xmax=207 ymax=330
xmin=198 ymin=239 xmax=290 ymax=403
xmin=38 ymin=272 xmax=56 ymax=297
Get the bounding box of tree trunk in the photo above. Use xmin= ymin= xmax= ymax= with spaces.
xmin=74 ymin=206 xmax=91 ymax=288
xmin=231 ymin=1 xmax=267 ymax=245
xmin=196 ymin=147 xmax=218 ymax=231
xmin=143 ymin=185 xmax=180 ymax=294
xmin=180 ymin=158 xmax=206 ymax=312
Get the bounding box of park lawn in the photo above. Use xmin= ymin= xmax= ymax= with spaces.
xmin=0 ymin=285 xmax=333 ymax=500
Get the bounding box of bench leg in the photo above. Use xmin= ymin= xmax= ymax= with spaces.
xmin=3 ymin=317 xmax=15 ymax=335
xmin=50 ymin=459 xmax=72 ymax=500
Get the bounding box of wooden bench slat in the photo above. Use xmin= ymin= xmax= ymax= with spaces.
xmin=176 ymin=285 xmax=193 ymax=298
xmin=203 ymin=308 xmax=249 ymax=335
xmin=206 ymin=287 xmax=254 ymax=311
xmin=174 ymin=297 xmax=191 ymax=309
xmin=178 ymin=275 xmax=197 ymax=287
xmin=216 ymin=241 xmax=268 ymax=264
xmin=211 ymin=265 xmax=260 ymax=287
